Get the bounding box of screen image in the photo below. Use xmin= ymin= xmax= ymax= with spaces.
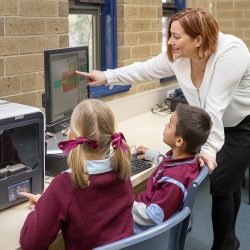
xmin=44 ymin=46 xmax=89 ymax=133
xmin=8 ymin=179 xmax=31 ymax=202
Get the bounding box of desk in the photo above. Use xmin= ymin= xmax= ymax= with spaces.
xmin=0 ymin=111 xmax=171 ymax=250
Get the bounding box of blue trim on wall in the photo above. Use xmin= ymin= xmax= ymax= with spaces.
xmin=160 ymin=0 xmax=186 ymax=84
xmin=101 ymin=0 xmax=117 ymax=70
xmin=89 ymin=84 xmax=132 ymax=98
xmin=176 ymin=0 xmax=186 ymax=12
xmin=89 ymin=0 xmax=131 ymax=98
xmin=160 ymin=75 xmax=176 ymax=83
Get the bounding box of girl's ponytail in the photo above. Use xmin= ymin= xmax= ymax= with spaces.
xmin=111 ymin=133 xmax=131 ymax=180
xmin=58 ymin=136 xmax=98 ymax=188
xmin=67 ymin=146 xmax=89 ymax=188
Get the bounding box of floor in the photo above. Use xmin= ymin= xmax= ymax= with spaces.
xmin=185 ymin=169 xmax=250 ymax=250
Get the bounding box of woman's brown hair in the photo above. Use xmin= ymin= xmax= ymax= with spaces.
xmin=167 ymin=8 xmax=219 ymax=62
xmin=67 ymin=99 xmax=131 ymax=189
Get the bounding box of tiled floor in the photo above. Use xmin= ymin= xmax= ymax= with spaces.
xmin=185 ymin=171 xmax=250 ymax=250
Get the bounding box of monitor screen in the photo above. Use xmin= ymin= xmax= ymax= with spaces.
xmin=44 ymin=46 xmax=89 ymax=133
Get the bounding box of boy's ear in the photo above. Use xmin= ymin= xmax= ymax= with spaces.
xmin=175 ymin=137 xmax=184 ymax=147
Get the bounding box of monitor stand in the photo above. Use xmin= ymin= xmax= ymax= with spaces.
xmin=45 ymin=132 xmax=68 ymax=177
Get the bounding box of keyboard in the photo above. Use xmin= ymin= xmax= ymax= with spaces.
xmin=131 ymin=154 xmax=153 ymax=176
xmin=45 ymin=154 xmax=68 ymax=177
xmin=45 ymin=153 xmax=153 ymax=177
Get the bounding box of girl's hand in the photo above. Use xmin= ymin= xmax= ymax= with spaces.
xmin=198 ymin=153 xmax=217 ymax=174
xmin=19 ymin=192 xmax=41 ymax=211
xmin=75 ymin=70 xmax=107 ymax=86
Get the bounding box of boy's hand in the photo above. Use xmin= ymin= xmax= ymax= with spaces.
xmin=19 ymin=192 xmax=41 ymax=211
xmin=198 ymin=153 xmax=217 ymax=174
xmin=136 ymin=146 xmax=149 ymax=160
xmin=75 ymin=70 xmax=107 ymax=86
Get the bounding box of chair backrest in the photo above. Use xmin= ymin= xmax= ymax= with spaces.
xmin=94 ymin=165 xmax=209 ymax=250
xmin=94 ymin=207 xmax=191 ymax=250
xmin=169 ymin=164 xmax=209 ymax=250
xmin=184 ymin=164 xmax=209 ymax=209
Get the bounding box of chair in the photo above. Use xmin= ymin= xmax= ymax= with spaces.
xmin=94 ymin=165 xmax=209 ymax=250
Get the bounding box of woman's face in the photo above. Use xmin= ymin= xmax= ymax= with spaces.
xmin=168 ymin=20 xmax=199 ymax=60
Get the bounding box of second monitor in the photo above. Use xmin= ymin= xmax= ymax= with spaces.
xmin=43 ymin=46 xmax=89 ymax=134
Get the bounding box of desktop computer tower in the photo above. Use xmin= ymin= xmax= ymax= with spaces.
xmin=0 ymin=100 xmax=44 ymax=210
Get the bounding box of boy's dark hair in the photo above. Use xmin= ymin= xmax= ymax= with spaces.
xmin=175 ymin=103 xmax=212 ymax=154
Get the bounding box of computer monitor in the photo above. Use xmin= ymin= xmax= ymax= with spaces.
xmin=43 ymin=46 xmax=89 ymax=133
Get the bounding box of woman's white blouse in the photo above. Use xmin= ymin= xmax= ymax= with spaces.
xmin=105 ymin=32 xmax=250 ymax=158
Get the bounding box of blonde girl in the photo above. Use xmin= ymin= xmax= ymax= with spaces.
xmin=20 ymin=99 xmax=134 ymax=250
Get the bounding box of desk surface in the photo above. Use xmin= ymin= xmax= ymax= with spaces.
xmin=0 ymin=111 xmax=170 ymax=250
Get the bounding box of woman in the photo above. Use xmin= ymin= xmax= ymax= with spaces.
xmin=76 ymin=8 xmax=250 ymax=250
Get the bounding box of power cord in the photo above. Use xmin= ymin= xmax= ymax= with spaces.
xmin=130 ymin=145 xmax=137 ymax=154
xmin=151 ymin=98 xmax=171 ymax=116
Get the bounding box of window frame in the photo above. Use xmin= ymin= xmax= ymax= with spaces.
xmin=76 ymin=0 xmax=105 ymax=3
xmin=163 ymin=0 xmax=185 ymax=14
xmin=69 ymin=0 xmax=131 ymax=98
xmin=69 ymin=1 xmax=101 ymax=70
xmin=161 ymin=0 xmax=185 ymax=83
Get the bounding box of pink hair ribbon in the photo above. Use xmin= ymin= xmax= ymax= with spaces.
xmin=58 ymin=137 xmax=98 ymax=156
xmin=111 ymin=132 xmax=127 ymax=152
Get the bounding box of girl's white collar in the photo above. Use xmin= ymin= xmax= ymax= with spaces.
xmin=64 ymin=158 xmax=113 ymax=175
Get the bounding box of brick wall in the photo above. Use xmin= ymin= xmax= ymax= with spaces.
xmin=1 ymin=1 xmax=250 ymax=106
xmin=186 ymin=0 xmax=250 ymax=47
xmin=0 ymin=0 xmax=69 ymax=107
xmin=101 ymin=0 xmax=167 ymax=102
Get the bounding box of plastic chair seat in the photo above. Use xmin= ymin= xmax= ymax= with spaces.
xmin=94 ymin=165 xmax=209 ymax=250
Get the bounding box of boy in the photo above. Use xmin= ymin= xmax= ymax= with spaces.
xmin=133 ymin=103 xmax=212 ymax=233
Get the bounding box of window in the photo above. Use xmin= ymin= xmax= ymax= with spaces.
xmin=69 ymin=2 xmax=101 ymax=71
xmin=69 ymin=0 xmax=131 ymax=98
xmin=161 ymin=0 xmax=185 ymax=82
xmin=162 ymin=0 xmax=185 ymax=52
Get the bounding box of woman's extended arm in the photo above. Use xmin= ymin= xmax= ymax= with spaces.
xmin=75 ymin=70 xmax=107 ymax=86
xmin=105 ymin=52 xmax=174 ymax=85
xmin=76 ymin=53 xmax=175 ymax=86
